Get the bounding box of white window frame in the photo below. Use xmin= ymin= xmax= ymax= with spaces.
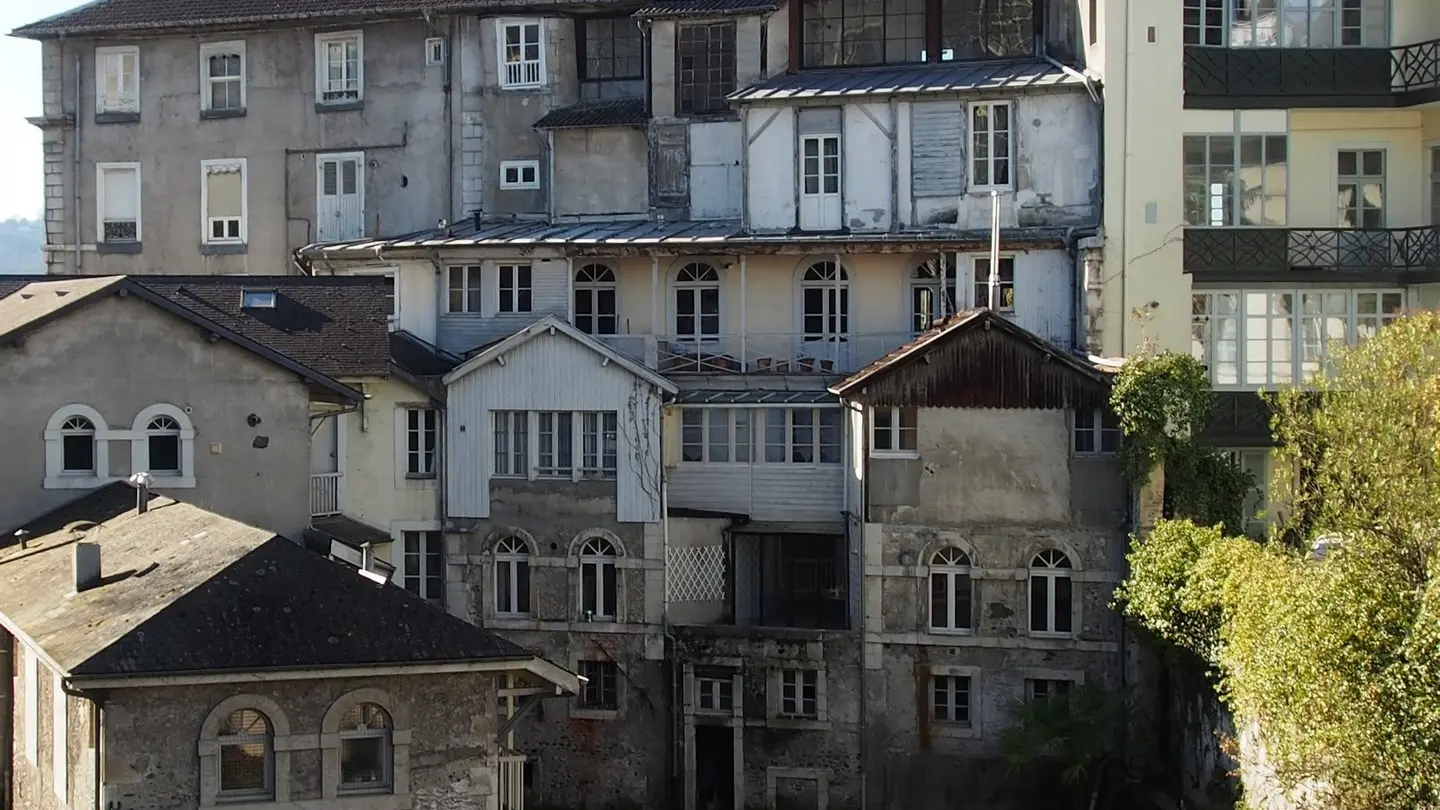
xmin=580 ymin=411 xmax=618 ymax=478
xmin=315 ymin=31 xmax=364 ymax=104
xmin=973 ymin=255 xmax=1015 ymax=312
xmin=336 ymin=703 xmax=394 ymax=794
xmin=200 ymin=158 xmax=248 ymax=245
xmin=95 ymin=45 xmax=140 ymax=114
xmin=679 ymin=407 xmax=753 ymax=464
xmin=761 ymin=407 xmax=843 ymax=465
xmin=776 ymin=668 xmax=821 ymax=720
xmin=399 ymin=529 xmax=444 ymax=603
xmin=1183 ymin=0 xmax=1389 ymax=48
xmin=496 ymin=19 xmax=546 ymax=89
xmin=1029 ymin=548 xmax=1075 ymax=638
xmin=96 ymin=162 xmax=142 ymax=244
xmin=1073 ymin=407 xmax=1121 ymax=456
xmin=404 ymin=407 xmax=438 ymax=478
xmin=798 ymin=133 xmax=842 ymax=231
xmin=131 ymin=403 xmax=197 ymax=487
xmin=672 ymin=262 xmax=723 ymax=342
xmin=927 ymin=547 xmax=973 ymax=634
xmin=578 ymin=535 xmax=619 ymax=621
xmin=497 ymin=263 xmax=533 ymax=313
xmin=199 ymin=41 xmax=246 ymax=113
xmin=23 ymin=647 xmax=37 ymax=764
xmin=931 ymin=673 xmax=972 ymax=726
xmin=870 ymin=407 xmax=918 ymax=458
xmin=499 ymin=160 xmax=541 ymax=190
xmin=1183 ymin=132 xmax=1289 ymax=227
xmin=536 ymin=411 xmax=574 ymax=478
xmin=493 ymin=535 xmax=532 ymax=616
xmin=493 ymin=410 xmax=530 ymax=477
xmin=447 ymin=265 xmax=484 ymax=313
xmin=1192 ymin=288 xmax=1407 ymax=389
xmin=574 ymin=263 xmax=619 ymax=335
xmin=44 ymin=404 xmax=114 ymax=489
xmin=1223 ymin=448 xmax=1271 ymax=538
xmin=969 ymin=100 xmax=1014 ymax=191
xmin=425 ymin=37 xmax=446 ymax=66
xmin=694 ymin=676 xmax=734 ymax=715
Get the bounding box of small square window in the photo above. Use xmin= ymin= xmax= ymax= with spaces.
xmin=695 ymin=676 xmax=733 ymax=714
xmin=242 ymin=290 xmax=277 ymax=308
xmin=500 ymin=160 xmax=540 ymax=190
xmin=1073 ymin=408 xmax=1121 ymax=455
xmin=777 ymin=669 xmax=819 ymax=719
xmin=425 ymin=37 xmax=446 ymax=66
xmin=579 ymin=660 xmax=619 ymax=711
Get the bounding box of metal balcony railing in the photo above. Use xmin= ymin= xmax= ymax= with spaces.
xmin=1183 ymin=37 xmax=1440 ymax=106
xmin=310 ymin=472 xmax=342 ymax=517
xmin=655 ymin=332 xmax=914 ymax=375
xmin=1183 ymin=227 xmax=1440 ymax=278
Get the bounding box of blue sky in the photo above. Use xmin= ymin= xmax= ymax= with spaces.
xmin=0 ymin=1 xmax=83 ymax=221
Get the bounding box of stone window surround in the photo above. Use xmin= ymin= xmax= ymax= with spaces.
xmin=923 ymin=540 xmax=976 ymax=636
xmin=926 ymin=664 xmax=982 ymax=740
xmin=321 ymin=688 xmax=412 ymax=803
xmin=44 ymin=403 xmax=197 ymax=490
xmin=569 ymin=528 xmax=633 ymax=625
xmin=569 ymin=651 xmax=627 ymax=722
xmin=681 ymin=663 xmax=743 ymax=721
xmin=765 ymin=665 xmax=829 ymax=731
xmin=766 ymin=767 xmax=831 ymax=810
xmin=476 ymin=527 xmax=646 ymax=633
xmin=1026 ymin=543 xmax=1082 ymax=640
xmin=198 ymin=694 xmax=293 ymax=806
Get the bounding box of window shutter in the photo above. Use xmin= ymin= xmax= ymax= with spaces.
xmin=911 ymin=101 xmax=965 ymax=197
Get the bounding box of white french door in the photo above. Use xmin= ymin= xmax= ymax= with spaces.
xmin=799 ymin=134 xmax=841 ymax=231
xmin=317 ymin=152 xmax=364 ymax=242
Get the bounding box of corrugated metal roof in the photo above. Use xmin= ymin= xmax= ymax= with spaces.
xmin=675 ymin=389 xmax=838 ymax=405
xmin=635 ymin=0 xmax=778 ymax=18
xmin=728 ymin=59 xmax=1087 ymax=103
xmin=534 ymin=98 xmax=650 ymax=130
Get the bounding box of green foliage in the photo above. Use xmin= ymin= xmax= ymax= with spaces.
xmin=999 ymin=684 xmax=1128 ymax=788
xmin=1118 ymin=311 xmax=1440 ymax=809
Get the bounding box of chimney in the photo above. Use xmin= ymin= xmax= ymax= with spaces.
xmin=471 ymin=210 xmax=482 ymax=231
xmin=128 ymin=471 xmax=153 ymax=514
xmin=13 ymin=529 xmax=29 ymax=550
xmin=74 ymin=542 xmax=101 ymax=593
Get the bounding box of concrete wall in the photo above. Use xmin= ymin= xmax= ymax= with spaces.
xmin=0 ymin=294 xmax=313 ymax=538
xmin=338 ymin=375 xmax=441 ymax=535
xmin=553 ymin=128 xmax=650 ymax=217
xmin=39 ymin=20 xmax=451 ymax=275
xmin=97 ymin=671 xmax=507 ymax=810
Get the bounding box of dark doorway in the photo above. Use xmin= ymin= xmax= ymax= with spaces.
xmin=694 ymin=724 xmax=735 ymax=810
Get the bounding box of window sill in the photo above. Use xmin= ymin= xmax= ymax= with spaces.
xmin=498 ymin=83 xmax=548 ymax=92
xmin=677 ymin=110 xmax=739 ymax=122
xmin=404 ymin=473 xmax=438 ymax=481
xmin=95 ymin=111 xmax=140 ymax=124
xmin=97 ymin=241 xmax=142 ymax=255
xmin=498 ymin=185 xmax=541 ymax=192
xmin=766 ymin=717 xmax=828 ymax=732
xmin=1071 ymin=451 xmax=1119 ymax=459
xmin=1029 ymin=631 xmax=1076 ymax=641
xmin=931 ymin=723 xmax=981 ymax=740
xmin=968 ymin=185 xmax=1015 ymax=195
xmin=45 ymin=475 xmax=116 ymax=490
xmin=927 ymin=627 xmax=974 ymax=637
xmin=201 ymin=107 xmax=247 ymax=120
xmin=150 ymin=475 xmax=197 ymax=489
xmin=570 ymin=707 xmax=620 ymax=721
xmin=870 ymin=451 xmax=920 ymax=460
xmin=211 ymin=795 xmax=410 ymax=810
xmin=200 ymin=242 xmax=248 ymax=255
xmin=316 ymin=100 xmax=365 ymax=113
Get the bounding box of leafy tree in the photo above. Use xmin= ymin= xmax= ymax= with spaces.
xmin=1117 ymin=311 xmax=1440 ymax=809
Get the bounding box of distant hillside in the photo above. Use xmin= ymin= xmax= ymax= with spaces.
xmin=0 ymin=218 xmax=45 ymax=274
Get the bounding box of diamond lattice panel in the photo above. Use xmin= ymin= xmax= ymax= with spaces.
xmin=667 ymin=545 xmax=726 ymax=602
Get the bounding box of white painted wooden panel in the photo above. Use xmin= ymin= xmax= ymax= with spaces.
xmin=843 ymin=103 xmax=893 ymax=232
xmin=744 ymin=107 xmax=796 ymax=231
xmin=667 ymin=464 xmax=844 ymax=522
xmin=910 ymin=101 xmax=965 ymax=197
xmin=690 ymin=120 xmax=743 ymax=220
xmin=436 ymin=260 xmax=570 ymax=353
xmin=446 ymin=371 xmax=488 ymax=518
xmin=954 ymin=249 xmax=1074 ymax=348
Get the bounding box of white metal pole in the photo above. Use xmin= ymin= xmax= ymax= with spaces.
xmin=988 ymin=189 xmax=1001 ymax=311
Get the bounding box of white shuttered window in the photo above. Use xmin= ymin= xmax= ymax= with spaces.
xmin=202 ymin=159 xmax=247 ymax=244
xmin=97 ymin=163 xmax=141 ymax=243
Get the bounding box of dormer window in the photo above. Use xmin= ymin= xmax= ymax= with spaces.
xmin=242 ymin=290 xmax=277 ymax=308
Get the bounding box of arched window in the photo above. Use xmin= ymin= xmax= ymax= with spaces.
xmin=494 ymin=535 xmax=531 ymax=616
xmin=574 ymin=264 xmax=617 ymax=335
xmin=911 ymin=257 xmax=953 ymax=334
xmin=928 ymin=547 xmax=972 ymax=632
xmin=673 ymin=263 xmax=720 ymax=341
xmin=1029 ymin=549 xmax=1074 ymax=635
xmin=146 ymin=415 xmax=182 ymax=474
xmin=59 ymin=416 xmax=96 ymax=474
xmin=338 ymin=703 xmax=393 ymax=793
xmin=578 ymin=536 xmax=618 ymax=621
xmin=218 ymin=709 xmax=274 ymax=800
xmin=799 ymin=261 xmax=849 ymax=342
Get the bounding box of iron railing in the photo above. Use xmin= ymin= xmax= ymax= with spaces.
xmin=310 ymin=472 xmax=342 ymax=517
xmin=1183 ymin=227 xmax=1440 ymax=276
xmin=1183 ymin=38 xmax=1440 ymax=104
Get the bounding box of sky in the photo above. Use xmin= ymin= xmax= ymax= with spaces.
xmin=0 ymin=1 xmax=84 ymax=222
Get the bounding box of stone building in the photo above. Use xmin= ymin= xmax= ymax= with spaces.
xmin=0 ymin=481 xmax=578 ymax=810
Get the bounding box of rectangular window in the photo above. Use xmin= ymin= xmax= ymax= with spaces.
xmin=1223 ymin=448 xmax=1270 ymax=538
xmin=447 ymin=266 xmax=483 ymax=313
xmin=537 ymin=412 xmax=574 ymax=477
xmin=97 ymin=163 xmax=141 ymax=244
xmin=803 ymin=0 xmax=1021 ymax=67
xmin=1184 ymin=0 xmax=1388 ymax=48
xmin=500 ymin=160 xmax=541 ymax=190
xmin=425 ymin=37 xmax=446 ymax=66
xmin=1183 ymin=133 xmax=1288 ymax=227
xmin=316 ymin=152 xmax=364 ymax=242
xmin=1192 ymin=289 xmax=1405 ymax=387
xmin=402 ymin=530 xmax=444 ymax=603
xmin=315 ymin=32 xmax=363 ymax=103
xmin=680 ymin=408 xmax=753 ymax=463
xmin=1337 ymin=149 xmax=1386 ymax=229
xmin=937 ymin=0 xmax=1035 ymax=61
xmin=799 ymin=133 xmax=842 ymax=230
xmin=405 ymin=408 xmax=437 ymax=477
xmin=200 ymin=41 xmax=245 ymax=113
xmin=778 ymin=669 xmax=819 ymax=718
xmin=96 ymin=46 xmax=140 ymax=114
xmin=973 ymin=257 xmax=1015 ymax=312
xmin=931 ymin=674 xmax=972 ymax=725
xmin=498 ymin=20 xmax=545 ymax=88
xmin=493 ymin=410 xmax=530 ymax=477
xmin=677 ymin=23 xmax=736 ymax=115
xmin=1073 ymin=408 xmax=1121 ymax=455
xmin=1028 ymin=678 xmax=1073 ymax=702
xmin=970 ymin=102 xmax=1013 ymax=189
xmin=763 ymin=408 xmax=842 ymax=464
xmin=581 ymin=412 xmax=618 ymax=477
xmin=201 ymin=159 xmax=247 ymax=244
xmin=582 ymin=17 xmax=644 ymax=80
xmin=695 ymin=676 xmax=734 ymax=714
xmin=579 ymin=661 xmax=619 ymax=710
xmin=498 ymin=264 xmax=533 ymax=313
xmin=871 ymin=407 xmax=918 ymax=455
xmin=242 ymin=290 xmax=276 ymax=309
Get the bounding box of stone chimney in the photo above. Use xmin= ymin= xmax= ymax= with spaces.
xmin=74 ymin=542 xmax=101 ymax=593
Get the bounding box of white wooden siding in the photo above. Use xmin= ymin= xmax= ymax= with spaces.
xmin=910 ymin=101 xmax=965 ymax=197
xmin=690 ymin=120 xmax=743 ymax=220
xmin=667 ymin=464 xmax=845 ymax=522
xmin=743 ymin=107 xmax=796 ymax=231
xmin=843 ymin=103 xmax=894 ymax=232
xmin=445 ymin=331 xmax=664 ymax=522
xmin=437 ymin=259 xmax=569 ymax=353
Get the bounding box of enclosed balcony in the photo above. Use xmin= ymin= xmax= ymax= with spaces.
xmin=654 ymin=331 xmax=914 ymax=375
xmin=1183 ymin=226 xmax=1440 ymax=282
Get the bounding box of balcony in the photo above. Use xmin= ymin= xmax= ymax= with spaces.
xmin=1184 ymin=38 xmax=1440 ymax=108
xmin=310 ymin=472 xmax=342 ymax=517
xmin=653 ymin=332 xmax=913 ymax=376
xmin=1183 ymin=227 xmax=1440 ymax=282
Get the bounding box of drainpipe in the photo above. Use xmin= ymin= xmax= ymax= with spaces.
xmin=73 ymin=48 xmax=83 ymax=275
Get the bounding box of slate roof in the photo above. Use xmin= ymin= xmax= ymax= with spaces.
xmin=0 ymin=483 xmax=540 ymax=679
xmin=391 ymin=331 xmax=462 ymax=377
xmin=0 ymin=275 xmax=390 ymax=383
xmin=634 ymin=0 xmax=778 ymax=18
xmin=534 ymin=98 xmax=649 ymax=130
xmin=727 ymin=59 xmax=1088 ymax=103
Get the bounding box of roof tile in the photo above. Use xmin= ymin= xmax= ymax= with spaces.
xmin=533 ymin=98 xmax=649 ymax=130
